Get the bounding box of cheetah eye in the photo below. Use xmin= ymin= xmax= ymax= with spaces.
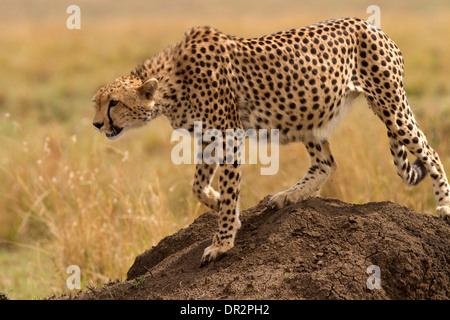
xmin=109 ymin=100 xmax=119 ymax=108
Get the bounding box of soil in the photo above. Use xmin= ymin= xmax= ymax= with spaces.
xmin=54 ymin=196 xmax=450 ymax=300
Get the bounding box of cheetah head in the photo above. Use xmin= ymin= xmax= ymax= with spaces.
xmin=92 ymin=77 xmax=159 ymax=140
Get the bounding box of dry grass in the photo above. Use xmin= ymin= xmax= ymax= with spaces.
xmin=0 ymin=0 xmax=449 ymax=299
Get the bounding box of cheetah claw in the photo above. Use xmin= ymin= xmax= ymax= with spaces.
xmin=200 ymin=247 xmax=219 ymax=267
xmin=200 ymin=243 xmax=233 ymax=267
xmin=436 ymin=205 xmax=450 ymax=222
xmin=270 ymin=190 xmax=306 ymax=210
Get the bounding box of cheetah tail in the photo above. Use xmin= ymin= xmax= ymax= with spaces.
xmin=410 ymin=158 xmax=428 ymax=186
xmin=389 ymin=137 xmax=428 ymax=187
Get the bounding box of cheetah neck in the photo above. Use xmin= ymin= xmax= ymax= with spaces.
xmin=130 ymin=43 xmax=189 ymax=127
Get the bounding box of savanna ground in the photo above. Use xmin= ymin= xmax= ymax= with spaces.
xmin=0 ymin=0 xmax=449 ymax=299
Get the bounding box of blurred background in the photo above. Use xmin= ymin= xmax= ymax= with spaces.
xmin=0 ymin=0 xmax=449 ymax=299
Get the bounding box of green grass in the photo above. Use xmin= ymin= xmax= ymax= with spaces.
xmin=0 ymin=246 xmax=54 ymax=300
xmin=1 ymin=0 xmax=450 ymax=299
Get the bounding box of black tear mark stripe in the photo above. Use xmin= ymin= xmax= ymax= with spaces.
xmin=107 ymin=104 xmax=122 ymax=134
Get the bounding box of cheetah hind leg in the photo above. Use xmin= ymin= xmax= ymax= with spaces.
xmin=270 ymin=140 xmax=337 ymax=209
xmin=382 ymin=99 xmax=450 ymax=221
xmin=392 ymin=134 xmax=450 ymax=221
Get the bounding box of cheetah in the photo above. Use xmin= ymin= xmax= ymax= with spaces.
xmin=92 ymin=17 xmax=450 ymax=264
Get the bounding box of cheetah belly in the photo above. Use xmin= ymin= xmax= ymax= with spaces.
xmin=237 ymin=89 xmax=358 ymax=145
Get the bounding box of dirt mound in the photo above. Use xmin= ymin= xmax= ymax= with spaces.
xmin=58 ymin=197 xmax=450 ymax=300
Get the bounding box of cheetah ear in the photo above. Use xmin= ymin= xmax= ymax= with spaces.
xmin=138 ymin=78 xmax=159 ymax=99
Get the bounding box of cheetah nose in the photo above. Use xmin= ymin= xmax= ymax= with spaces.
xmin=93 ymin=122 xmax=104 ymax=130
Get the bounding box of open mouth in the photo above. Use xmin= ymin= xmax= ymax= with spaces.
xmin=105 ymin=126 xmax=123 ymax=140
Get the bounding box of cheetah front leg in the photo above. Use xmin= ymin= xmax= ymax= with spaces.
xmin=271 ymin=139 xmax=337 ymax=209
xmin=192 ymin=161 xmax=220 ymax=211
xmin=201 ymin=162 xmax=242 ymax=265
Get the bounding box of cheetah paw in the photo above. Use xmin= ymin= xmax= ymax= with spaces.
xmin=200 ymin=243 xmax=233 ymax=267
xmin=436 ymin=205 xmax=450 ymax=222
xmin=270 ymin=190 xmax=306 ymax=209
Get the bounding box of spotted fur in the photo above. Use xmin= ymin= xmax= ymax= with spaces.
xmin=93 ymin=18 xmax=450 ymax=264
